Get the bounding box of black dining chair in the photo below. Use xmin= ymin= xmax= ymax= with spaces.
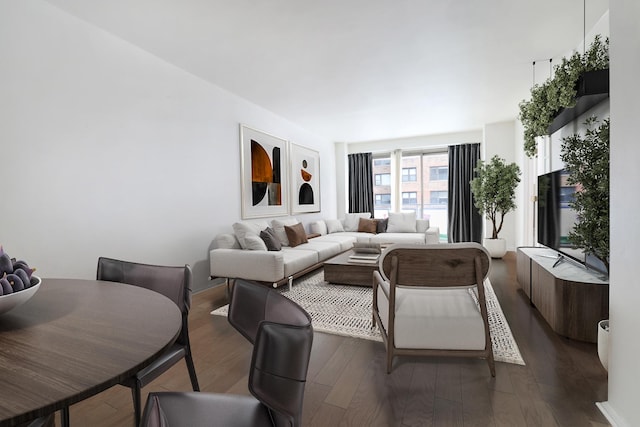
xmin=96 ymin=257 xmax=200 ymax=426
xmin=140 ymin=279 xmax=314 ymax=427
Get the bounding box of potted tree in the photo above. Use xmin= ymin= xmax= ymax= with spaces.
xmin=560 ymin=115 xmax=610 ymax=370
xmin=470 ymin=155 xmax=521 ymax=258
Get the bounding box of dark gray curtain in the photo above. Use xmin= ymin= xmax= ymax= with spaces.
xmin=348 ymin=152 xmax=374 ymax=215
xmin=448 ymin=143 xmax=482 ymax=243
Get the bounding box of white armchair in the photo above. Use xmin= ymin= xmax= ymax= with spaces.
xmin=372 ymin=243 xmax=495 ymax=375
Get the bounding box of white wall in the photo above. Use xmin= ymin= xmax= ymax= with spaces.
xmin=483 ymin=120 xmax=519 ymax=250
xmin=598 ymin=1 xmax=640 ymax=425
xmin=0 ymin=0 xmax=335 ymax=290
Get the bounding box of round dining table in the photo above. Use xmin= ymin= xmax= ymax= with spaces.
xmin=0 ymin=278 xmax=182 ymax=427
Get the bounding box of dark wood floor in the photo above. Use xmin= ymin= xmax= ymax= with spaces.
xmin=59 ymin=253 xmax=609 ymax=426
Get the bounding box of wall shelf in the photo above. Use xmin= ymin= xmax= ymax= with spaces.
xmin=547 ymin=69 xmax=610 ymax=134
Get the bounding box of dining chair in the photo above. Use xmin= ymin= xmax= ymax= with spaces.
xmin=96 ymin=257 xmax=200 ymax=426
xmin=140 ymin=279 xmax=314 ymax=427
xmin=373 ymin=242 xmax=495 ymax=375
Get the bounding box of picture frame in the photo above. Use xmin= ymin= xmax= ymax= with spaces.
xmin=239 ymin=124 xmax=289 ymax=219
xmin=290 ymin=142 xmax=321 ymax=214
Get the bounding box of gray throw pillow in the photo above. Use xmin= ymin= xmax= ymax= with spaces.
xmin=260 ymin=227 xmax=282 ymax=251
xmin=376 ymin=218 xmax=388 ymax=233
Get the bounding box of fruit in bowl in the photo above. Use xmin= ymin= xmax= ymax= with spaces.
xmin=0 ymin=246 xmax=41 ymax=315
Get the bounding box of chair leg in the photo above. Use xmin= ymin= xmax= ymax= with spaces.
xmin=386 ymin=349 xmax=394 ymax=374
xmin=487 ymin=352 xmax=496 ymax=377
xmin=131 ymin=382 xmax=142 ymax=427
xmin=185 ymin=352 xmax=200 ymax=391
xmin=60 ymin=407 xmax=70 ymax=427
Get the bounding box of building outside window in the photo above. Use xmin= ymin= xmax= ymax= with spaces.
xmin=430 ymin=166 xmax=448 ymax=181
xmin=402 ymin=191 xmax=418 ymax=205
xmin=430 ymin=190 xmax=448 ymax=205
xmin=402 ymin=167 xmax=417 ymax=182
xmin=375 ymin=173 xmax=391 ymax=186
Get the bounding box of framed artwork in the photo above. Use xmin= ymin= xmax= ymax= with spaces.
xmin=240 ymin=124 xmax=289 ymax=219
xmin=290 ymin=143 xmax=321 ymax=214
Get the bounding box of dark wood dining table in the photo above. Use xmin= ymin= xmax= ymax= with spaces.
xmin=0 ymin=278 xmax=182 ymax=427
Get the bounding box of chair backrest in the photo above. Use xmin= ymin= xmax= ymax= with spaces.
xmin=96 ymin=257 xmax=192 ymax=344
xmin=229 ymin=280 xmax=313 ymax=427
xmin=379 ymin=243 xmax=491 ymax=287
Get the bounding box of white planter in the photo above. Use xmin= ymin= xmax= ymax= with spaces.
xmin=483 ymin=238 xmax=507 ymax=258
xmin=597 ymin=319 xmax=609 ymax=371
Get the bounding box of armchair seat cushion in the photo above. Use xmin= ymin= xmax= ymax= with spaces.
xmin=376 ymin=282 xmax=486 ymax=350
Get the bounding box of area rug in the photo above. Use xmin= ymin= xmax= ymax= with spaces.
xmin=211 ymin=270 xmax=525 ymax=365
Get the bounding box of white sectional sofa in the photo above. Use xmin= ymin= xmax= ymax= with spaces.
xmin=209 ymin=213 xmax=440 ymax=288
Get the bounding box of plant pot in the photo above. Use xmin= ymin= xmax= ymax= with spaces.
xmin=483 ymin=238 xmax=507 ymax=258
xmin=597 ymin=319 xmax=609 ymax=371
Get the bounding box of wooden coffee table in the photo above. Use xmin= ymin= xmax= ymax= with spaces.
xmin=323 ymin=249 xmax=380 ymax=286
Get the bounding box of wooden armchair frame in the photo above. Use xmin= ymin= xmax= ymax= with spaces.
xmin=372 ymin=243 xmax=495 ymax=375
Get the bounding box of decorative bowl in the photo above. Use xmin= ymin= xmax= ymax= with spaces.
xmin=0 ymin=276 xmax=42 ymax=315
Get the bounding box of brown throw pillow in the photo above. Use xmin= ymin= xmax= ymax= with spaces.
xmin=260 ymin=227 xmax=282 ymax=251
xmin=284 ymin=223 xmax=308 ymax=247
xmin=358 ymin=218 xmax=378 ymax=234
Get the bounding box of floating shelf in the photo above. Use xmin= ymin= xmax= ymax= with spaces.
xmin=547 ymin=69 xmax=610 ymax=134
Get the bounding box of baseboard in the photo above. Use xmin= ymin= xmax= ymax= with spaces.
xmin=596 ymin=401 xmax=627 ymax=427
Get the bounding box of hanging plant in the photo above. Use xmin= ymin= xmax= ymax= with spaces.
xmin=519 ymin=35 xmax=609 ymax=157
xmin=560 ymin=115 xmax=609 ymax=273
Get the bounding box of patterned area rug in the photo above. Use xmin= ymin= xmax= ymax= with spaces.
xmin=211 ymin=270 xmax=525 ymax=365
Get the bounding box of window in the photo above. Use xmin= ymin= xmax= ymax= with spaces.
xmin=560 ymin=186 xmax=576 ymax=207
xmin=374 ymin=159 xmax=390 ymax=166
xmin=430 ymin=166 xmax=448 ymax=181
xmin=430 ymin=191 xmax=448 ymax=205
xmin=375 ymin=173 xmax=391 ymax=186
xmin=402 ymin=167 xmax=417 ymax=182
xmin=402 ymin=192 xmax=418 ymax=205
xmin=375 ymin=193 xmax=391 ymax=205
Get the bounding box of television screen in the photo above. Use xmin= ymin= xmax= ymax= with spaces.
xmin=537 ymin=169 xmax=585 ymax=264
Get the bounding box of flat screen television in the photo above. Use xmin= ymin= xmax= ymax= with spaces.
xmin=537 ymin=169 xmax=585 ymax=263
xmin=537 ymin=169 xmax=607 ymax=275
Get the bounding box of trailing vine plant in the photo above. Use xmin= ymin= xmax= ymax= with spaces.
xmin=560 ymin=115 xmax=610 ymax=273
xmin=519 ymin=35 xmax=609 ymax=157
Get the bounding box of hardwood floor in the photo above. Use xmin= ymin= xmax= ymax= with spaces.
xmin=59 ymin=253 xmax=609 ymax=426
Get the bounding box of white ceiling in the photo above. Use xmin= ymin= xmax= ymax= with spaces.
xmin=43 ymin=0 xmax=609 ymax=143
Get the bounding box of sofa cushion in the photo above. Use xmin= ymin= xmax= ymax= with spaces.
xmin=294 ymin=240 xmax=343 ymax=261
xmin=214 ymin=233 xmax=241 ymax=250
xmin=416 ymin=219 xmax=430 ymax=233
xmin=312 ymin=234 xmax=358 ymax=251
xmin=244 ymin=235 xmax=268 ymax=251
xmin=284 ymin=223 xmax=308 ymax=247
xmin=370 ymin=232 xmax=425 ymax=245
xmin=343 ymin=213 xmax=371 ymax=231
xmin=232 ymin=220 xmax=270 ymax=249
xmin=281 ymin=249 xmax=319 ymax=277
xmin=377 ymin=282 xmax=486 ymax=350
xmin=326 ymin=219 xmax=345 ymax=234
xmin=386 ymin=212 xmax=417 ymax=233
xmin=260 ymin=227 xmax=282 ymax=251
xmin=376 ymin=218 xmax=388 ymax=233
xmin=271 ymin=217 xmax=299 ymax=246
xmin=358 ymin=218 xmax=378 ymax=233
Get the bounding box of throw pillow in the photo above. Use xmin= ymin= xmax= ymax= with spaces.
xmin=284 ymin=223 xmax=308 ymax=248
xmin=376 ymin=217 xmax=388 ymax=233
xmin=386 ymin=212 xmax=417 ymax=233
xmin=343 ymin=212 xmax=372 ymax=231
xmin=326 ymin=219 xmax=345 ymax=234
xmin=232 ymin=220 xmax=269 ymax=249
xmin=243 ymin=235 xmax=268 ymax=251
xmin=260 ymin=227 xmax=282 ymax=251
xmin=358 ymin=218 xmax=378 ymax=234
xmin=271 ymin=217 xmax=299 ymax=246
xmin=310 ymin=220 xmax=328 ymax=236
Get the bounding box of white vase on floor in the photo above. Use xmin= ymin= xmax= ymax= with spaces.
xmin=483 ymin=238 xmax=507 ymax=258
xmin=597 ymin=319 xmax=609 ymax=371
